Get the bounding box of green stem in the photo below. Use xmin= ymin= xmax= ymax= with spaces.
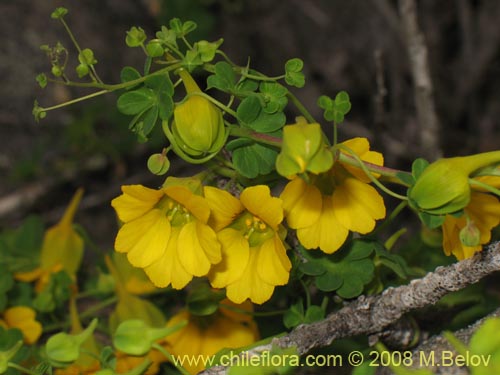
xmin=469 ymin=178 xmax=500 ymax=197
xmin=186 ymin=92 xmax=238 ymax=118
xmin=371 ymin=200 xmax=408 ymax=237
xmin=300 ymin=279 xmax=312 ymax=309
xmin=333 ymin=122 xmax=338 ymax=146
xmin=337 ymin=151 xmax=411 ymax=184
xmin=228 ymin=126 xmax=282 ymax=147
xmin=8 ymin=363 xmax=38 ymax=375
xmin=39 ymin=63 xmax=184 ymax=113
xmin=151 ymin=343 xmax=191 ymax=375
xmin=335 ymin=144 xmax=408 ymax=200
xmin=60 ymin=18 xmax=102 ymax=84
xmin=287 ymin=91 xmax=316 ymax=123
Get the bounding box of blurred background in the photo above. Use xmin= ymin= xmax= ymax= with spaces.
xmin=1 ymin=0 xmax=499 ymax=249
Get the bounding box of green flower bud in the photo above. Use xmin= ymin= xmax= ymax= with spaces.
xmin=113 ymin=319 xmax=186 ymax=356
xmin=409 ymin=151 xmax=500 ymax=215
xmin=169 ymin=70 xmax=225 ymax=158
xmin=147 ymin=153 xmax=170 ymax=175
xmin=459 ymin=218 xmax=481 ymax=247
xmin=276 ymin=117 xmax=333 ymax=178
xmin=0 ymin=341 xmax=22 ymax=374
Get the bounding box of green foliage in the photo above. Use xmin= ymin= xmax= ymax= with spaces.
xmin=317 ymin=91 xmax=352 ymax=123
xmin=283 ymin=299 xmax=325 ymax=329
xmin=125 ymin=26 xmax=147 ymax=48
xmin=284 ymin=58 xmax=305 ymax=88
xmin=299 ymin=240 xmax=376 ymax=298
xmin=227 ymin=139 xmax=279 ymax=178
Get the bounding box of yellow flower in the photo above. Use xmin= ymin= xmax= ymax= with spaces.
xmin=205 ymin=186 xmax=291 ymax=304
xmin=0 ymin=306 xmax=42 ymax=344
xmin=442 ymin=187 xmax=500 ymax=260
xmin=111 ymin=179 xmax=221 ymax=289
xmin=281 ymin=138 xmax=386 ymax=254
xmin=14 ymin=189 xmax=84 ymax=292
xmin=164 ymin=300 xmax=259 ymax=374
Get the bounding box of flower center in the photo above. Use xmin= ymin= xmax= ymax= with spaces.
xmin=157 ymin=197 xmax=193 ymax=227
xmin=232 ymin=212 xmax=275 ymax=247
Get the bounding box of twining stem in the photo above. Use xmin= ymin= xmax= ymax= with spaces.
xmin=8 ymin=363 xmax=39 ymax=375
xmin=469 ymin=178 xmax=500 ymax=197
xmin=227 ymin=126 xmax=282 ymax=148
xmin=38 ymin=63 xmax=184 ymax=113
xmin=287 ymin=91 xmax=316 ymax=124
xmin=59 ymin=17 xmax=103 ymax=84
xmin=152 ymin=344 xmax=191 ymax=375
xmin=335 ymin=144 xmax=409 ymax=200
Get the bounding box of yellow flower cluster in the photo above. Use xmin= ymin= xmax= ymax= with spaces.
xmin=112 ymin=178 xmax=290 ymax=304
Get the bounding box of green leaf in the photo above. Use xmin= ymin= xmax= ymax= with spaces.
xmin=145 ymin=40 xmax=164 ymax=57
xmin=259 ymin=82 xmax=288 ymax=114
xmin=373 ymin=241 xmax=412 ymax=279
xmin=145 ymin=74 xmax=174 ymax=121
xmin=283 ymin=301 xmax=305 ymax=329
xmin=141 ymin=106 xmax=159 ymax=137
xmin=317 ymin=92 xmax=351 ymax=123
xmin=36 ymin=73 xmax=47 ymax=89
xmin=300 ymin=240 xmax=375 ymax=298
xmin=237 ymin=96 xmax=261 ymax=125
xmin=120 ymin=66 xmax=141 ymax=89
xmin=169 ymin=18 xmax=197 ymax=37
xmin=396 ymin=172 xmax=415 ymax=186
xmin=412 ymin=158 xmax=430 ymax=180
xmin=304 ymin=305 xmax=325 ymax=324
xmin=116 ymin=87 xmax=155 ymax=115
xmin=125 ymin=27 xmax=146 ymax=47
xmin=285 ymin=58 xmax=305 ymax=88
xmin=230 ymin=141 xmax=278 ymax=178
xmin=207 ymin=61 xmax=236 ymax=92
xmin=78 ymin=48 xmax=97 ymax=66
xmin=156 ymin=26 xmax=177 ymax=46
xmin=196 ymin=39 xmax=223 ymax=63
xmin=51 ymin=7 xmax=68 ymax=19
xmin=418 ymin=211 xmax=446 ymax=229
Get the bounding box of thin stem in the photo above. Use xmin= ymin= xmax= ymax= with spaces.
xmin=335 ymin=144 xmax=408 ymax=200
xmin=60 ymin=18 xmax=103 ymax=83
xmin=40 ymin=90 xmax=109 ymax=112
xmin=333 ymin=122 xmax=338 ymax=146
xmin=287 ymin=91 xmax=316 ymax=123
xmin=186 ymin=92 xmax=238 ymax=119
xmin=469 ymin=178 xmax=500 ymax=197
xmin=371 ymin=200 xmax=409 ymax=237
xmin=8 ymin=363 xmax=38 ymax=375
xmin=300 ymin=279 xmax=312 ymax=309
xmin=228 ymin=126 xmax=282 ymax=148
xmin=152 ymin=344 xmax=191 ymax=375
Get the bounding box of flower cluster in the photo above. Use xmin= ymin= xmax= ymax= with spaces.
xmin=281 ymin=137 xmax=386 ymax=254
xmin=112 ymin=179 xmax=291 ymax=304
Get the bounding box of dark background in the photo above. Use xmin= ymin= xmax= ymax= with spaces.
xmin=1 ymin=0 xmax=499 ymax=248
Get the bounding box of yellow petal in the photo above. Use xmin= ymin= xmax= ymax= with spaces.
xmin=177 ymin=221 xmax=220 ymax=276
xmin=209 ymin=229 xmax=249 ymax=288
xmin=442 ymin=215 xmax=479 ymax=260
xmin=257 ymin=236 xmax=291 ymax=285
xmin=240 ymin=185 xmax=283 ymax=230
xmin=144 ymin=228 xmax=192 ymax=289
xmin=281 ymin=178 xmax=322 ymax=229
xmin=341 ymin=137 xmax=384 ymax=181
xmin=112 ymin=185 xmax=164 ymax=223
xmin=466 ymin=192 xmax=500 ymax=244
xmin=226 ymin=251 xmax=274 ymax=304
xmin=164 ymin=186 xmax=210 ymax=223
xmin=204 ymin=186 xmax=244 ymax=231
xmin=333 ymin=178 xmax=385 ymax=234
xmin=297 ymin=195 xmax=349 ymax=253
xmin=4 ymin=306 xmax=42 ymax=345
xmin=115 ymin=209 xmax=170 ymax=268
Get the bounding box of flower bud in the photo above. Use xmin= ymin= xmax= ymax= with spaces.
xmin=409 ymin=151 xmax=500 ymax=215
xmin=276 ymin=117 xmax=333 ymax=178
xmin=169 ymin=70 xmax=225 ymax=158
xmin=459 ymin=219 xmax=481 ymax=247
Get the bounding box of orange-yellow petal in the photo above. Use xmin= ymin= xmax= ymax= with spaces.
xmin=112 ymin=185 xmax=165 ymax=223
xmin=204 ymin=186 xmax=244 ymax=231
xmin=257 ymin=236 xmax=291 ymax=285
xmin=177 ymin=221 xmax=221 ymax=276
xmin=340 ymin=137 xmax=383 ymax=181
xmin=240 ymin=185 xmax=283 ymax=230
xmin=209 ymin=229 xmax=249 ymax=288
xmin=115 ymin=209 xmax=170 ymax=268
xmin=4 ymin=306 xmax=42 ymax=345
xmin=297 ymin=195 xmax=349 ymax=253
xmin=281 ymin=178 xmax=322 ymax=229
xmin=144 ymin=228 xmax=192 ymax=289
xmin=332 ymin=177 xmax=385 ymax=234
